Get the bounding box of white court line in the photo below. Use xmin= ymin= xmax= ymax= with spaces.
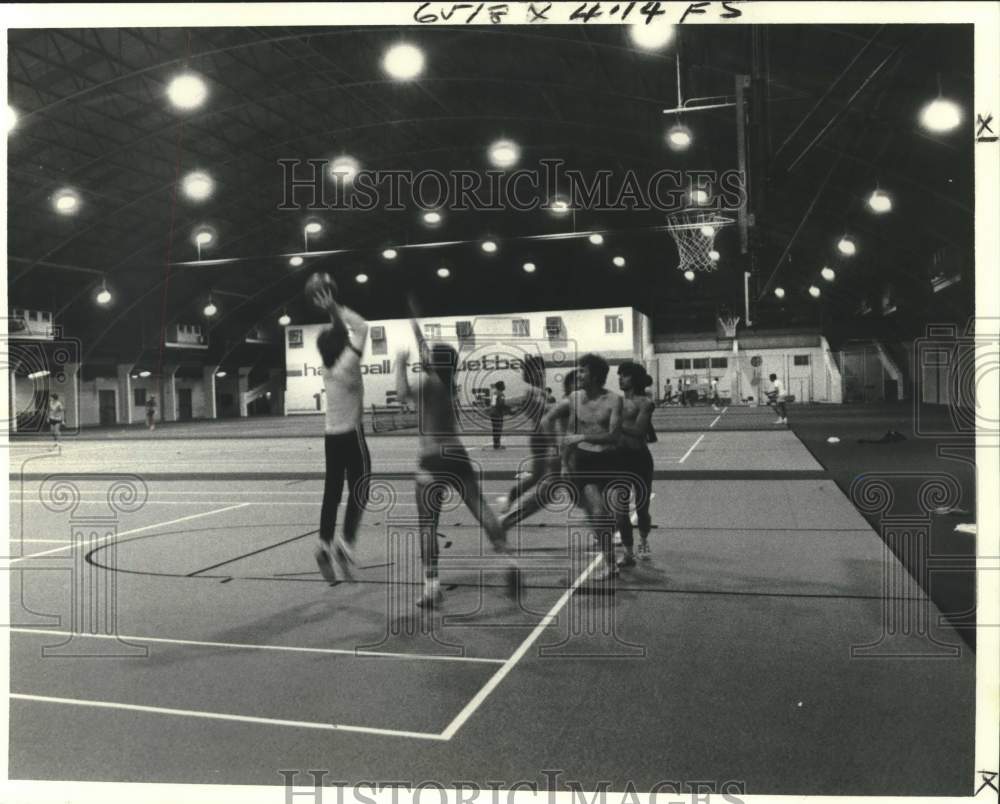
xmin=708 ymin=414 xmax=721 ymax=428
xmin=438 ymin=552 xmax=604 ymax=740
xmin=9 ymin=628 xmax=504 ymax=665
xmin=9 ymin=693 xmax=447 ymax=740
xmin=6 ymin=539 xmax=73 ymax=544
xmin=4 ymin=503 xmax=249 ymax=563
xmin=678 ymin=433 xmax=705 ymax=464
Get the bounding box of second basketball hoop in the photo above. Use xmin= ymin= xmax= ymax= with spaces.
xmin=667 ymin=210 xmax=735 ymax=273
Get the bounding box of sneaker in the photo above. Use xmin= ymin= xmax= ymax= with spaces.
xmin=590 ymin=565 xmax=619 ymax=583
xmin=638 ymin=538 xmax=651 ymax=560
xmin=315 ymin=547 xmax=338 ymax=584
xmin=417 ymin=581 xmax=443 ymax=609
xmin=617 ymin=552 xmax=636 ymax=569
xmin=333 ymin=538 xmax=355 ymax=581
xmin=774 ymin=418 xmax=784 ymax=425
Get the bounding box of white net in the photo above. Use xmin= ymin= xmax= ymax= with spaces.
xmin=667 ymin=210 xmax=735 ymax=272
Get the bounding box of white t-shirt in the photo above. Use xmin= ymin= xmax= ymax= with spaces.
xmin=322 ymin=315 xmax=368 ymax=435
xmin=771 ymin=378 xmax=785 ymax=398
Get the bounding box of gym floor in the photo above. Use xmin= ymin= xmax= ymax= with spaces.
xmin=5 ymin=405 xmax=975 ymax=793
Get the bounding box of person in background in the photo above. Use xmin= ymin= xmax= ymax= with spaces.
xmin=489 ymin=380 xmax=507 ymax=450
xmin=48 ymin=393 xmax=64 ymax=445
xmin=767 ymin=373 xmax=788 ymax=425
xmin=145 ymin=395 xmax=157 ymax=430
xmin=710 ymin=377 xmax=721 ymax=412
xmin=663 ymin=378 xmax=674 ymax=406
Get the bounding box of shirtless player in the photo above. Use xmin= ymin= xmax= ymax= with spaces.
xmin=616 ymin=362 xmax=656 ymax=563
xmin=542 ymin=353 xmax=623 ymax=581
xmin=395 ymin=304 xmax=517 ymax=608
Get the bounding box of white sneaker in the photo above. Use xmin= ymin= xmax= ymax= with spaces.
xmin=417 ymin=580 xmax=443 ymax=608
xmin=612 ymin=531 xmax=623 ymax=546
xmin=332 ymin=538 xmax=355 ymax=581
xmin=774 ymin=418 xmax=784 ymax=424
xmin=638 ymin=538 xmax=651 ymax=560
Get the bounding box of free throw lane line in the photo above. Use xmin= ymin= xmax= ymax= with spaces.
xmin=5 ymin=503 xmax=250 ymax=563
xmin=9 ymin=628 xmax=504 ymax=665
xmin=438 ymin=552 xmax=604 ymax=740
xmin=9 ymin=693 xmax=447 ymax=740
xmin=679 ymin=433 xmax=705 ymax=464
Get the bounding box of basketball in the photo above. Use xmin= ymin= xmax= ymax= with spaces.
xmin=305 ymin=272 xmax=338 ymax=304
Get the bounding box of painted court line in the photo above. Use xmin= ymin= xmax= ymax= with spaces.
xmin=9 ymin=628 xmax=504 ymax=665
xmin=708 ymin=406 xmax=728 ymax=428
xmin=679 ymin=433 xmax=705 ymax=464
xmin=4 ymin=503 xmax=250 ymax=564
xmin=438 ymin=552 xmax=604 ymax=740
xmin=9 ymin=693 xmax=448 ymax=740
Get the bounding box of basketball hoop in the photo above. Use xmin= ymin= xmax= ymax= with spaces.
xmin=667 ymin=210 xmax=735 ymax=273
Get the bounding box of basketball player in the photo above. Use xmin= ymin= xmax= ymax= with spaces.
xmin=498 ymin=356 xmax=547 ymax=515
xmin=542 ymin=353 xmax=623 ymax=581
xmin=489 ymin=381 xmax=506 ymax=449
xmin=312 ymin=284 xmax=371 ymax=584
xmin=395 ymin=307 xmax=517 ymax=608
xmin=500 ymin=368 xmax=577 ymax=531
xmin=710 ymin=376 xmax=721 ymax=412
xmin=767 ymin=373 xmax=788 ymax=424
xmin=616 ymin=362 xmax=655 ymax=563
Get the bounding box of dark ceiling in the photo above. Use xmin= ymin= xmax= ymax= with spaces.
xmin=7 ymin=23 xmax=974 ymax=367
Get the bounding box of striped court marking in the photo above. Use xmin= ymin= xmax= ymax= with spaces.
xmin=9 ymin=628 xmax=504 ymax=665
xmin=4 ymin=503 xmax=249 ymax=563
xmin=9 ymin=693 xmax=448 ymax=740
xmin=709 ymin=406 xmax=728 ymax=428
xmin=439 ymin=552 xmax=604 ymax=740
xmin=678 ymin=433 xmax=705 ymax=464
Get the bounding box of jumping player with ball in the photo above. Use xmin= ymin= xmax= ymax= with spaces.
xmin=307 ymin=271 xmax=373 ymax=584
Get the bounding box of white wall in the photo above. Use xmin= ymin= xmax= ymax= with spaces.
xmin=285 ymin=307 xmax=645 ymax=414
xmin=78 ymin=377 xmax=119 ymax=426
xmin=653 ymin=330 xmax=842 ymax=403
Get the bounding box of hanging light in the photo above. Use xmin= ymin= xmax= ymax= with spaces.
xmin=522 ymin=262 xmax=536 ymax=273
xmin=821 ymin=266 xmax=836 ymax=282
xmin=215 ymin=370 xmax=227 ymax=378
xmin=774 ymin=287 xmax=786 ymax=299
xmin=437 ymin=267 xmax=450 ymax=279
xmin=182 ymin=171 xmax=214 ymax=201
xmin=808 ymin=285 xmax=821 ymax=298
xmin=868 ymin=188 xmax=892 ymax=214
xmin=700 ymin=225 xmax=715 ymax=237
xmin=690 ymin=188 xmax=710 ymax=206
xmin=166 ymin=73 xmax=208 ymax=111
xmin=6 ymin=104 xmax=18 ymax=135
xmin=423 ymin=211 xmax=442 ymax=225
xmin=139 ymin=370 xmax=151 ymax=378
xmin=329 ymin=156 xmax=360 ymax=184
xmin=96 ymin=279 xmax=112 ymax=306
xmin=278 ymin=312 xmax=291 ymax=326
xmin=612 ymin=256 xmax=626 ymax=268
xmin=203 ymin=296 xmax=218 ymax=317
xmin=920 ymin=97 xmax=962 ymax=133
xmin=481 ymin=240 xmax=498 ymax=253
xmin=488 ymin=139 xmax=520 ymax=169
xmin=304 ymin=221 xmax=323 ymax=235
xmin=588 ymin=233 xmax=604 ymax=245
xmin=708 ymin=249 xmax=720 ymax=262
xmin=355 ymin=273 xmax=369 ymax=284
xmin=684 ymin=270 xmax=695 ymax=282
xmin=837 ymin=236 xmax=857 ymax=256
xmin=382 ymin=248 xmax=398 ymax=260
xmin=666 ymin=124 xmax=692 ymax=151
xmin=629 ymin=23 xmax=675 ymax=50
xmin=289 ymin=256 xmax=304 ymax=267
xmin=549 ymin=199 xmax=571 ymax=215
xmin=53 ymin=188 xmax=81 ymax=215
xmin=383 ymin=43 xmax=425 ymax=80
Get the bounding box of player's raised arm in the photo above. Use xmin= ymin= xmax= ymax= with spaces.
xmin=338 ymin=304 xmax=369 ymax=352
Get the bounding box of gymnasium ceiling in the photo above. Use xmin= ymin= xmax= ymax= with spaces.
xmin=6 ymin=23 xmax=973 ymax=365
